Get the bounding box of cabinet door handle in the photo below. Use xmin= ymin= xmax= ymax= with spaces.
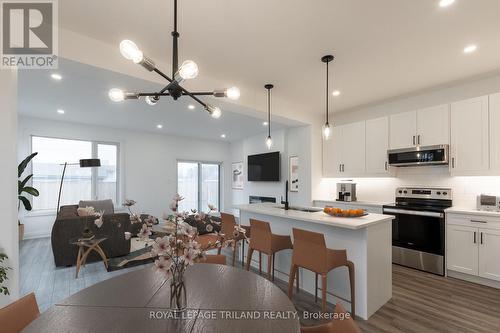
xmin=451 ymin=157 xmax=455 ymax=168
xmin=474 ymin=231 xmax=477 ymax=244
xmin=412 ymin=135 xmax=416 ymax=145
xmin=339 ymin=164 xmax=342 ymax=172
xmin=341 ymin=164 xmax=345 ymax=172
xmin=480 ymin=232 xmax=484 ymax=245
xmin=385 ymin=161 xmax=388 ymax=171
xmin=471 ymin=219 xmax=487 ymax=224
xmin=417 ymin=135 xmax=421 ymax=145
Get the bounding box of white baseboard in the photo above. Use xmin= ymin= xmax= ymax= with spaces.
xmin=447 ymin=270 xmax=500 ymax=289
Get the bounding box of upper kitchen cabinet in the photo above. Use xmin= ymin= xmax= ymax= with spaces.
xmin=322 ymin=121 xmax=366 ymax=177
xmin=366 ymin=117 xmax=390 ymax=174
xmin=416 ymin=104 xmax=450 ymax=146
xmin=489 ymin=93 xmax=500 ymax=172
xmin=389 ymin=110 xmax=417 ymax=149
xmin=389 ymin=105 xmax=449 ymax=149
xmin=450 ymin=95 xmax=489 ymax=175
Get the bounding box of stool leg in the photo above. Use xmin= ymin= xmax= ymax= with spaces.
xmin=288 ymin=264 xmax=297 ymax=299
xmin=267 ymin=254 xmax=272 ymax=280
xmin=245 ymin=247 xmax=254 ymax=271
xmin=241 ymin=241 xmax=245 ymax=267
xmin=272 ymin=253 xmax=275 ymax=282
xmin=259 ymin=251 xmax=262 ymax=275
xmin=232 ymin=241 xmax=237 ymax=266
xmin=296 ymin=267 xmax=300 ymax=293
xmin=347 ymin=260 xmax=356 ymax=318
xmin=321 ymin=273 xmax=327 ymax=313
xmin=217 ymin=246 xmax=222 ymax=255
xmin=315 ymin=272 xmax=318 ymax=303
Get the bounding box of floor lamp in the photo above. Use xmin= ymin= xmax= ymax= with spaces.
xmin=56 ymin=159 xmax=101 ymax=213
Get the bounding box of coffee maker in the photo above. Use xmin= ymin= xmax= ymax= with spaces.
xmin=336 ymin=182 xmax=357 ymax=202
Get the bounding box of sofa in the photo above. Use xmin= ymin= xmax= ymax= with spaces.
xmin=51 ymin=200 xmax=131 ymax=267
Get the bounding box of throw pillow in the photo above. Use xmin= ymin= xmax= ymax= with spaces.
xmin=184 ymin=214 xmax=221 ymax=235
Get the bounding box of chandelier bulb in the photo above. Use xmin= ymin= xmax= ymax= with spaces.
xmin=119 ymin=40 xmax=144 ymax=63
xmin=225 ymin=87 xmax=241 ymax=100
xmin=266 ymin=136 xmax=273 ymax=150
xmin=206 ymin=105 xmax=222 ymax=119
xmin=145 ymin=96 xmax=159 ymax=106
xmin=179 ymin=60 xmax=199 ymax=80
xmin=109 ymin=88 xmax=125 ymax=102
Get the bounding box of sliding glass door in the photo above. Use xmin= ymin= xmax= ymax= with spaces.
xmin=177 ymin=161 xmax=220 ymax=212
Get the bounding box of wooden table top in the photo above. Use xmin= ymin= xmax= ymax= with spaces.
xmin=23 ymin=264 xmax=300 ymax=333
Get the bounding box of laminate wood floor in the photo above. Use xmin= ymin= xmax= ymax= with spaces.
xmin=20 ymin=238 xmax=500 ymax=332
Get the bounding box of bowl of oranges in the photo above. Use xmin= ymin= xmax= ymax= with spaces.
xmin=323 ymin=207 xmax=367 ymax=218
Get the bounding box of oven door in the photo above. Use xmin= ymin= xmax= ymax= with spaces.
xmin=384 ymin=208 xmax=445 ymax=255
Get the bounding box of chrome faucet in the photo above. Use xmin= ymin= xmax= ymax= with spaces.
xmin=281 ymin=180 xmax=289 ymax=210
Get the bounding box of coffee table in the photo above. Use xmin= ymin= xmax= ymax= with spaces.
xmin=70 ymin=236 xmax=108 ymax=278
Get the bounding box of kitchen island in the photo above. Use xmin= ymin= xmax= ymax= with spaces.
xmin=236 ymin=203 xmax=394 ymax=320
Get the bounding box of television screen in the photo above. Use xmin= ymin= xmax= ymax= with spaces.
xmin=247 ymin=152 xmax=280 ymax=181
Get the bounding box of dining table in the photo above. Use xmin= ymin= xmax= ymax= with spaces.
xmin=23 ymin=263 xmax=300 ymax=332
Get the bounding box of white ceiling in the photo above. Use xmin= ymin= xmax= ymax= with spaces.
xmin=18 ymin=58 xmax=301 ymax=141
xmin=58 ymin=0 xmax=500 ymax=114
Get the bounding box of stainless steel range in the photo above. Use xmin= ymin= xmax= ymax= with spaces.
xmin=383 ymin=187 xmax=452 ymax=276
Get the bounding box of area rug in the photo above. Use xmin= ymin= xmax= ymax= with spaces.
xmin=107 ymin=246 xmax=155 ymax=271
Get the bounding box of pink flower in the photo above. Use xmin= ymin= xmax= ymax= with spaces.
xmin=154 ymin=256 xmax=173 ymax=279
xmin=207 ymin=204 xmax=216 ymax=211
xmin=138 ymin=223 xmax=151 ymax=240
xmin=169 ymin=201 xmax=178 ymax=212
xmin=130 ymin=213 xmax=142 ymax=224
xmin=152 ymin=236 xmax=171 ymax=256
xmin=124 ymin=232 xmax=132 ymax=240
xmin=123 ymin=199 xmax=137 ymax=207
xmin=183 ymin=248 xmax=196 ymax=266
xmin=77 ymin=206 xmax=96 ymax=217
xmin=173 ymin=194 xmax=184 ymax=202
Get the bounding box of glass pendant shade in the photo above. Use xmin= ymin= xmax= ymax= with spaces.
xmin=265 ymin=136 xmax=273 ymax=150
xmin=322 ymin=123 xmax=331 ymax=140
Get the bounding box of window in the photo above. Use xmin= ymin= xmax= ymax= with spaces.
xmin=177 ymin=161 xmax=220 ymax=212
xmin=31 ymin=136 xmax=119 ymax=210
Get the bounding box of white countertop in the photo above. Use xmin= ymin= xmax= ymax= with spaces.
xmin=313 ymin=199 xmax=393 ymax=208
xmin=235 ymin=203 xmax=394 ymax=230
xmin=445 ymin=207 xmax=500 ymax=217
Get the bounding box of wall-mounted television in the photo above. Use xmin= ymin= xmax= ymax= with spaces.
xmin=247 ymin=152 xmax=280 ymax=181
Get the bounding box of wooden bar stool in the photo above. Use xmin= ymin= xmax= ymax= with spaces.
xmin=219 ymin=213 xmax=249 ymax=266
xmin=288 ymin=228 xmax=355 ymax=316
xmin=245 ymin=219 xmax=293 ymax=282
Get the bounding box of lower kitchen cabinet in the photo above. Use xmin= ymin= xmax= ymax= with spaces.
xmin=447 ymin=212 xmax=500 ymax=283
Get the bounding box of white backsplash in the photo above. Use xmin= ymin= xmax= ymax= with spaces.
xmin=319 ymin=166 xmax=500 ymax=209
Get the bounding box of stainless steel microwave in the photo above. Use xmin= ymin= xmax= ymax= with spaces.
xmin=387 ymin=144 xmax=449 ymax=167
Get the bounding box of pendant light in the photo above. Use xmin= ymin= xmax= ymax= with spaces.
xmin=265 ymin=84 xmax=274 ymax=150
xmin=321 ymin=55 xmax=334 ymax=140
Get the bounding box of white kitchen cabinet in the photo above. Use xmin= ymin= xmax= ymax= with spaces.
xmin=447 ymin=224 xmax=478 ymax=275
xmin=389 ymin=110 xmax=417 ymax=149
xmin=450 ymin=96 xmax=489 ymax=175
xmin=366 ymin=117 xmax=390 ymax=174
xmin=416 ymin=104 xmax=450 ymax=146
xmin=478 ymin=228 xmax=500 ymax=282
xmin=341 ymin=121 xmax=366 ymax=174
xmin=489 ymin=93 xmax=500 ymax=172
xmin=322 ymin=121 xmax=365 ymax=177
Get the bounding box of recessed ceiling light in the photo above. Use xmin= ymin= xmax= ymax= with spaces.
xmin=51 ymin=73 xmax=62 ymax=80
xmin=188 ymin=104 xmax=195 ymax=110
xmin=220 ymin=134 xmax=226 ymax=138
xmin=463 ymin=44 xmax=477 ymax=54
xmin=156 ymin=124 xmax=163 ymax=129
xmin=332 ymin=90 xmax=341 ymax=97
xmin=263 ymin=121 xmax=268 ymax=126
xmin=439 ymin=0 xmax=455 ymax=7
xmin=57 ymin=109 xmax=65 ymax=114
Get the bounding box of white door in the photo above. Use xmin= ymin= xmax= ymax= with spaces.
xmin=450 ymin=96 xmax=489 ymax=174
xmin=366 ymin=117 xmax=389 ymax=174
xmin=322 ymin=126 xmax=343 ymax=177
xmin=341 ymin=121 xmax=366 ymax=175
xmin=478 ymin=228 xmax=500 ymax=282
xmin=417 ymin=104 xmax=450 ymax=146
xmin=489 ymin=93 xmax=500 ymax=172
xmin=389 ymin=110 xmax=417 ymax=149
xmin=447 ymin=224 xmax=478 ymax=275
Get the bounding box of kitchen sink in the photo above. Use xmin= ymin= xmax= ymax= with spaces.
xmin=278 ymin=206 xmax=322 ymax=213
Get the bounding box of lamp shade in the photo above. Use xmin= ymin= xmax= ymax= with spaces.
xmin=79 ymin=159 xmax=101 ymax=168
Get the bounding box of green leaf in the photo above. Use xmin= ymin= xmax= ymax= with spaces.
xmin=18 ymin=152 xmax=38 ymax=177
xmin=21 ymin=186 xmax=39 ymax=197
xmin=20 ymin=174 xmax=33 ymax=189
xmin=18 ymin=196 xmax=32 ymax=211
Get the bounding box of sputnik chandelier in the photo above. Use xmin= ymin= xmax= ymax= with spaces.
xmin=108 ymin=0 xmax=240 ymax=118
